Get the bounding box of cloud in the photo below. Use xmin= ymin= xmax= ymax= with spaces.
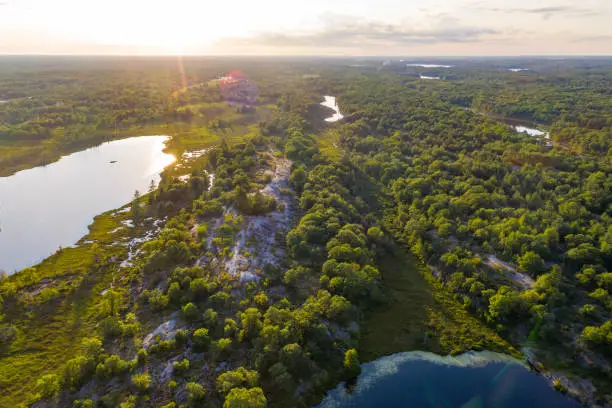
xmin=218 ymin=17 xmax=500 ymax=49
xmin=471 ymin=5 xmax=598 ymax=20
xmin=571 ymin=35 xmax=612 ymax=42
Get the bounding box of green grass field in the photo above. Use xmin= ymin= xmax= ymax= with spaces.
xmin=359 ymin=249 xmax=519 ymax=362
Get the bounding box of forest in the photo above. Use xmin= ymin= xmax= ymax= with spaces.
xmin=0 ymin=56 xmax=611 ymax=407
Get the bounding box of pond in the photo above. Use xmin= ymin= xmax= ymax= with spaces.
xmin=321 ymin=96 xmax=344 ymax=122
xmin=317 ymin=351 xmax=581 ymax=408
xmin=0 ymin=136 xmax=175 ymax=274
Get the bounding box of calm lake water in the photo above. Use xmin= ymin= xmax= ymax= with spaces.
xmin=317 ymin=351 xmax=581 ymax=408
xmin=0 ymin=136 xmax=175 ymax=274
xmin=321 ymin=96 xmax=344 ymax=122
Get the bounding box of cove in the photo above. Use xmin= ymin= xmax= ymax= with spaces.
xmin=317 ymin=351 xmax=581 ymax=408
xmin=0 ymin=136 xmax=175 ymax=274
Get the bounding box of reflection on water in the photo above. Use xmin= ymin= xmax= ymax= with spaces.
xmin=321 ymin=96 xmax=344 ymax=122
xmin=0 ymin=136 xmax=175 ymax=274
xmin=420 ymin=75 xmax=441 ymax=80
xmin=317 ymin=351 xmax=580 ymax=408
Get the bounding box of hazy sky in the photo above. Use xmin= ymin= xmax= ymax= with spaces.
xmin=0 ymin=0 xmax=611 ymax=55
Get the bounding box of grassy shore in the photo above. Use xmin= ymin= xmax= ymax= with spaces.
xmin=359 ymin=249 xmax=520 ymax=362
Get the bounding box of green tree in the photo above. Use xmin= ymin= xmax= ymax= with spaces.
xmin=217 ymin=367 xmax=259 ymax=395
xmin=223 ymin=387 xmax=267 ymax=408
xmin=182 ymin=302 xmax=198 ymax=321
xmin=344 ymin=349 xmax=361 ymax=377
xmin=517 ymin=251 xmax=544 ymax=276
xmin=35 ymin=374 xmax=59 ymax=400
xmin=193 ymin=328 xmax=211 ymax=351
xmin=131 ymin=373 xmax=151 ymax=392
xmin=131 ymin=190 xmax=143 ymax=224
xmin=186 ymin=382 xmax=206 ymax=404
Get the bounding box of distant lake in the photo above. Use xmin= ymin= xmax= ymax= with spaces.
xmin=317 ymin=351 xmax=581 ymax=408
xmin=0 ymin=136 xmax=175 ymax=274
xmin=321 ymin=96 xmax=344 ymax=122
xmin=406 ymin=63 xmax=453 ymax=68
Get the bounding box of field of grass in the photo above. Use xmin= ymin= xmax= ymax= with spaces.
xmin=0 ymin=208 xmax=131 ymax=407
xmin=359 ymin=249 xmax=520 ymax=362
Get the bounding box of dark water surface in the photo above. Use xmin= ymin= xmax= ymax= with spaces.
xmin=0 ymin=136 xmax=175 ymax=274
xmin=317 ymin=351 xmax=581 ymax=408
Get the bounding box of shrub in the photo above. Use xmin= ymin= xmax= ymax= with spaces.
xmin=173 ymin=358 xmax=190 ymax=375
xmin=223 ymin=387 xmax=267 ymax=408
xmin=186 ymin=382 xmax=206 ymax=403
xmin=131 ymin=373 xmax=151 ymax=392
xmin=61 ymin=356 xmax=95 ymax=389
xmin=182 ymin=302 xmax=199 ymax=321
xmin=193 ymin=328 xmax=211 ymax=351
xmin=344 ymin=349 xmax=361 ymax=378
xmin=36 ymin=374 xmax=59 ymax=400
xmin=137 ymin=348 xmax=148 ymax=365
xmin=0 ymin=323 xmax=17 ymax=350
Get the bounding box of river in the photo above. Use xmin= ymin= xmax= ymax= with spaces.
xmin=0 ymin=136 xmax=175 ymax=274
xmin=317 ymin=351 xmax=581 ymax=408
xmin=461 ymin=107 xmax=552 ymax=146
xmin=321 ymin=96 xmax=344 ymax=122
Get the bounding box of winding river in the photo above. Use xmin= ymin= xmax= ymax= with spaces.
xmin=0 ymin=136 xmax=175 ymax=274
xmin=317 ymin=351 xmax=581 ymax=408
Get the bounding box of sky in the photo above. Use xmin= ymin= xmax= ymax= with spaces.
xmin=0 ymin=0 xmax=611 ymax=55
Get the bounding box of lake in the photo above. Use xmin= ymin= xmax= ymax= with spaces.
xmin=405 ymin=63 xmax=453 ymax=68
xmin=321 ymin=96 xmax=344 ymax=122
xmin=0 ymin=136 xmax=175 ymax=274
xmin=317 ymin=351 xmax=581 ymax=408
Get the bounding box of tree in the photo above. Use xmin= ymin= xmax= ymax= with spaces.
xmin=193 ymin=328 xmax=211 ymax=351
xmin=182 ymin=302 xmax=198 ymax=321
xmin=0 ymin=323 xmax=17 ymax=350
xmin=290 ymin=166 xmax=307 ymax=192
xmin=186 ymin=382 xmax=206 ymax=404
xmin=517 ymin=251 xmax=544 ymax=276
xmin=131 ymin=190 xmax=143 ymax=224
xmin=36 ymin=374 xmax=59 ymax=400
xmin=344 ymin=349 xmax=361 ymax=378
xmin=217 ymin=367 xmax=259 ymax=395
xmin=223 ymin=387 xmax=267 ymax=408
xmin=131 ymin=373 xmax=151 ymax=392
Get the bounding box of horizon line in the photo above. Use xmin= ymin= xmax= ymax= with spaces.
xmin=1 ymin=53 xmax=612 ymax=58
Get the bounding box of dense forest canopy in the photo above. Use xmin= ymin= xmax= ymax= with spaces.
xmin=0 ymin=56 xmax=611 ymax=407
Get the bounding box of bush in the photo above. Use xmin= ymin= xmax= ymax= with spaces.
xmin=193 ymin=328 xmax=211 ymax=351
xmin=96 ymin=355 xmax=129 ymax=379
xmin=131 ymin=373 xmax=151 ymax=392
xmin=173 ymin=358 xmax=190 ymax=375
xmin=137 ymin=348 xmax=148 ymax=365
xmin=344 ymin=349 xmax=361 ymax=378
xmin=36 ymin=374 xmax=59 ymax=400
xmin=174 ymin=329 xmax=188 ymax=346
xmin=217 ymin=367 xmax=259 ymax=395
xmin=0 ymin=323 xmax=17 ymax=350
xmin=61 ymin=356 xmax=95 ymax=389
xmin=182 ymin=302 xmax=199 ymax=321
xmin=223 ymin=387 xmax=267 ymax=408
xmin=186 ymin=382 xmax=206 ymax=403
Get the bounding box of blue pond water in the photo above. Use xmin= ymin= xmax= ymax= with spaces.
xmin=317 ymin=351 xmax=581 ymax=408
